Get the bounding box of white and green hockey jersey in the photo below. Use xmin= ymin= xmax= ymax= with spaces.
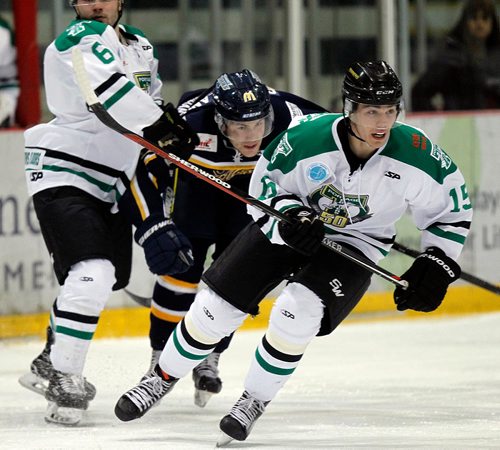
xmin=0 ymin=16 xmax=19 ymax=126
xmin=249 ymin=113 xmax=473 ymax=262
xmin=24 ymin=19 xmax=164 ymax=205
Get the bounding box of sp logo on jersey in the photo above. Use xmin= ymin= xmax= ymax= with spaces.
xmin=384 ymin=171 xmax=400 ymax=179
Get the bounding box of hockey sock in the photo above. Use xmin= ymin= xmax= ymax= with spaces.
xmin=159 ymin=287 xmax=247 ymax=378
xmin=244 ymin=283 xmax=324 ymax=401
xmin=50 ymin=259 xmax=115 ymax=375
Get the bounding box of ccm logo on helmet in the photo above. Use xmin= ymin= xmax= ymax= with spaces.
xmin=375 ymin=89 xmax=395 ymax=95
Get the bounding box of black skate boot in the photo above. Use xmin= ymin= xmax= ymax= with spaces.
xmin=115 ymin=364 xmax=178 ymax=422
xmin=45 ymin=369 xmax=89 ymax=426
xmin=217 ymin=390 xmax=269 ymax=446
xmin=192 ymin=352 xmax=222 ymax=407
xmin=18 ymin=326 xmax=96 ymax=401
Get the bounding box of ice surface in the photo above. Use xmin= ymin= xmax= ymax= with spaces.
xmin=1 ymin=312 xmax=499 ymax=449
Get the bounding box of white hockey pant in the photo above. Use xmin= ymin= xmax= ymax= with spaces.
xmin=51 ymin=259 xmax=115 ymax=375
xmin=245 ymin=282 xmax=324 ymax=402
xmin=159 ymin=287 xmax=247 ymax=378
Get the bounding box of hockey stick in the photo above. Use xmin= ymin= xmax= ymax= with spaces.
xmin=126 ymin=241 xmax=500 ymax=309
xmin=392 ymin=242 xmax=500 ymax=295
xmin=71 ymin=47 xmax=408 ymax=289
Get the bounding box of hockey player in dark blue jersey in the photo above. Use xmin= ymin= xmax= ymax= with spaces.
xmin=139 ymin=69 xmax=327 ymax=407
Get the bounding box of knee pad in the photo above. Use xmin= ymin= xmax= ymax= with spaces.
xmin=184 ymin=287 xmax=247 ymax=345
xmin=267 ymin=282 xmax=324 ymax=354
xmin=57 ymin=259 xmax=116 ymax=317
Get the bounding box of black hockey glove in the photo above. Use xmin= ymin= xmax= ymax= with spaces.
xmin=142 ymin=103 xmax=200 ymax=161
xmin=140 ymin=149 xmax=173 ymax=193
xmin=134 ymin=214 xmax=194 ymax=276
xmin=278 ymin=206 xmax=325 ymax=256
xmin=394 ymin=247 xmax=461 ymax=312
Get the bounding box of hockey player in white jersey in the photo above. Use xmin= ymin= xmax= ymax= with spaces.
xmin=114 ymin=60 xmax=473 ymax=444
xmin=0 ymin=15 xmax=19 ymax=127
xmin=20 ymin=0 xmax=198 ymax=426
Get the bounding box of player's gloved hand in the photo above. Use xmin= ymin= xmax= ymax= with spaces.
xmin=278 ymin=206 xmax=325 ymax=256
xmin=139 ymin=149 xmax=173 ymax=193
xmin=394 ymin=247 xmax=460 ymax=312
xmin=134 ymin=214 xmax=194 ymax=275
xmin=142 ymin=103 xmax=200 ymax=161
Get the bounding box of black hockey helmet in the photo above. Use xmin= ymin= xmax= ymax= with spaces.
xmin=212 ymin=69 xmax=272 ymax=121
xmin=342 ymin=60 xmax=403 ymax=107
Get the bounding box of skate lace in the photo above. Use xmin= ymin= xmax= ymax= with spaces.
xmin=194 ymin=352 xmax=220 ymax=378
xmin=57 ymin=373 xmax=86 ymax=395
xmin=229 ymin=393 xmax=266 ymax=428
xmin=126 ymin=374 xmax=170 ymax=411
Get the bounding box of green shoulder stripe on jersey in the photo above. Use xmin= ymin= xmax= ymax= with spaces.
xmin=263 ymin=113 xmax=341 ymax=175
xmin=381 ymin=124 xmax=457 ymax=184
xmin=55 ymin=20 xmax=108 ymax=52
xmin=0 ymin=16 xmax=15 ymax=45
xmin=121 ymin=24 xmax=146 ymax=38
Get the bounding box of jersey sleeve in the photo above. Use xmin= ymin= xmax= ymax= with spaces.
xmin=52 ymin=21 xmax=162 ymax=133
xmin=407 ymin=152 xmax=472 ymax=261
xmin=248 ymin=130 xmax=312 ymax=246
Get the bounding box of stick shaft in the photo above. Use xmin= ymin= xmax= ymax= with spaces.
xmin=71 ymin=47 xmax=408 ymax=289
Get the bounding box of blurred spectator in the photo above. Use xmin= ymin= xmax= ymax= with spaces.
xmin=0 ymin=15 xmax=19 ymax=127
xmin=412 ymin=0 xmax=500 ymax=111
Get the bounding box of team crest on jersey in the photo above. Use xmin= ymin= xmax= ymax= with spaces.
xmin=270 ymin=135 xmax=293 ymax=163
xmin=307 ymin=163 xmax=329 ymax=183
xmin=430 ymin=144 xmax=452 ymax=169
xmin=134 ymin=72 xmax=152 ymax=92
xmin=311 ymin=184 xmax=372 ymax=228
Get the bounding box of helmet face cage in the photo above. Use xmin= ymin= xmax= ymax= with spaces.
xmin=342 ymin=61 xmax=405 ymax=128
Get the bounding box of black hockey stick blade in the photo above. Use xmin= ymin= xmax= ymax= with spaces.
xmin=71 ymin=47 xmax=408 ymax=289
xmin=124 ymin=289 xmax=152 ymax=308
xmin=392 ymin=242 xmax=500 ymax=295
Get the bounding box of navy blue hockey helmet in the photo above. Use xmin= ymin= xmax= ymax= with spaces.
xmin=342 ymin=61 xmax=403 ymax=107
xmin=212 ymin=69 xmax=274 ymax=141
xmin=212 ymin=70 xmax=273 ymax=121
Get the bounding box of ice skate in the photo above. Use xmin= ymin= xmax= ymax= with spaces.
xmin=115 ymin=364 xmax=178 ymax=422
xmin=192 ymin=352 xmax=222 ymax=407
xmin=18 ymin=327 xmax=96 ymax=401
xmin=44 ymin=369 xmax=89 ymax=426
xmin=140 ymin=349 xmax=162 ymax=381
xmin=216 ymin=390 xmax=268 ymax=446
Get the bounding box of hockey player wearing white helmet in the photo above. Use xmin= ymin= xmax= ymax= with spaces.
xmin=113 ymin=60 xmax=472 ymax=446
xmin=19 ymin=0 xmax=198 ymax=426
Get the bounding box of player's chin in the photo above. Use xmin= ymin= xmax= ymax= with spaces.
xmin=237 ymin=143 xmax=261 ymax=157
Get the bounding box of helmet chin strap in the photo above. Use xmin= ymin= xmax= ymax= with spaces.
xmin=345 ymin=117 xmax=366 ymax=143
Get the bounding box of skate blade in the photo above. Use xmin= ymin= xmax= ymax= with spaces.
xmin=194 ymin=388 xmax=214 ymax=408
xmin=18 ymin=373 xmax=47 ymax=396
xmin=45 ymin=401 xmax=83 ymax=426
xmin=215 ymin=431 xmax=234 ymax=447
